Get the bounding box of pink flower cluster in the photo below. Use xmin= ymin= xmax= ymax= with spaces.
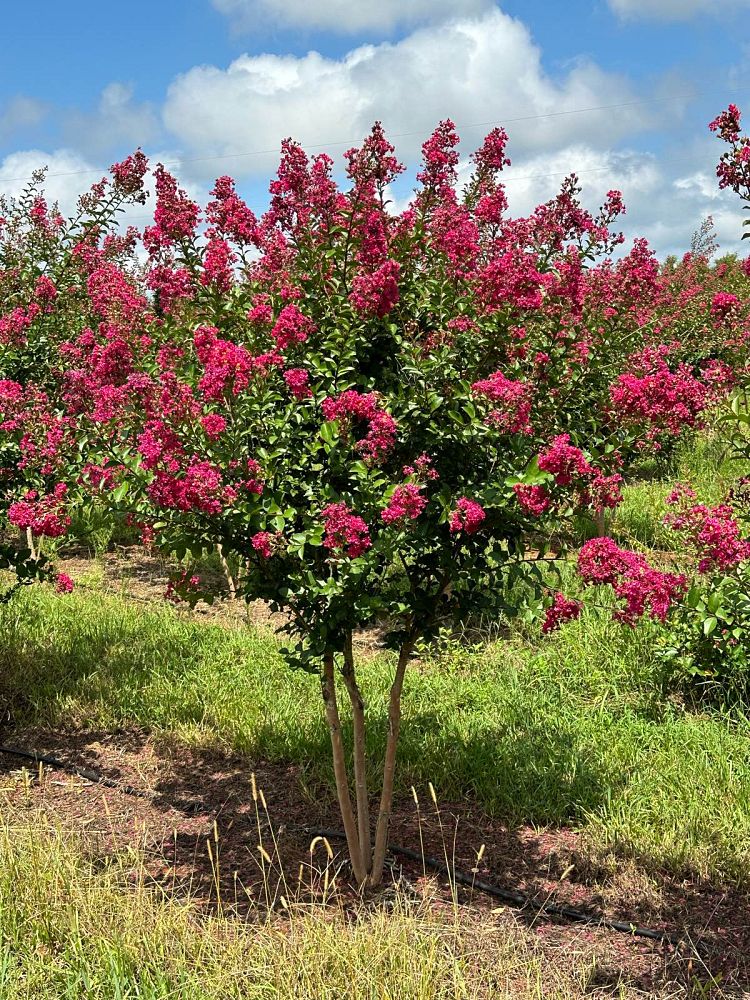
xmin=402 ymin=453 xmax=439 ymax=481
xmin=321 ymin=502 xmax=372 ymax=557
xmin=8 ymin=483 xmax=71 ymax=538
xmin=709 ymin=105 xmax=750 ymax=195
xmin=538 ymin=434 xmax=591 ymax=485
xmin=322 ymin=391 xmax=397 ymax=462
xmin=350 ymin=260 xmax=401 ymax=318
xmin=202 ymin=237 xmax=235 ymax=293
xmin=272 ymin=304 xmax=316 ymax=350
xmin=194 ymin=326 xmax=278 ymax=400
xmin=147 ymin=461 xmax=237 ymax=515
xmin=251 ymin=530 xmax=282 ymax=559
xmin=147 ymin=265 xmax=193 ymax=315
xmin=542 ymin=592 xmax=583 ymax=633
xmin=55 ymin=572 xmax=75 ymax=594
xmin=110 ymin=150 xmax=149 ymax=201
xmin=283 ymin=368 xmax=311 ymax=399
xmin=471 ymin=371 xmax=532 ymax=434
xmin=609 ymin=347 xmax=723 ymax=439
xmin=578 ymin=538 xmax=686 ymax=625
xmin=165 ymin=571 xmax=202 ymax=604
xmin=206 ymin=176 xmax=258 ymax=245
xmin=514 ymin=436 xmax=623 ymax=517
xmin=513 ymin=484 xmax=550 ymax=515
xmin=711 ymin=292 xmax=741 ymax=320
xmin=664 ymin=499 xmax=750 ymax=574
xmin=449 ymin=497 xmax=486 ymax=535
xmin=144 ymin=165 xmax=201 ymax=252
xmin=381 ymin=484 xmax=426 ymax=525
xmin=0 ymin=304 xmax=40 ymax=346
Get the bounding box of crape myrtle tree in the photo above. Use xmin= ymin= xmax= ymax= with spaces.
xmin=0 ymin=158 xmax=148 ymax=594
xmin=0 ymin=120 xmax=741 ymax=884
xmin=549 ymin=105 xmax=750 ymax=703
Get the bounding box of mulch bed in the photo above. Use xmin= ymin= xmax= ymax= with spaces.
xmin=2 ymin=726 xmax=749 ymax=996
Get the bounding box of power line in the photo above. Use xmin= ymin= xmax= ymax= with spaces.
xmin=0 ymin=89 xmax=715 ymax=188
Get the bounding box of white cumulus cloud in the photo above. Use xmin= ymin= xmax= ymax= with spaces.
xmin=212 ymin=0 xmax=493 ymax=34
xmin=164 ymin=9 xmax=653 ymax=181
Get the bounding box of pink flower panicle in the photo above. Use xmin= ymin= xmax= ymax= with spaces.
xmin=513 ymin=483 xmax=550 ymax=516
xmin=165 ymin=571 xmax=202 ymax=605
xmin=402 ymin=453 xmax=439 ymax=481
xmin=542 ymin=592 xmax=583 ymax=634
xmin=578 ymin=538 xmax=686 ymax=625
xmin=147 ymin=461 xmax=236 ymax=515
xmin=665 ymin=501 xmax=750 ymax=574
xmin=381 ymin=484 xmax=427 ymax=525
xmin=321 ymin=503 xmax=372 ymax=558
xmin=110 ymin=150 xmax=149 ymax=201
xmin=144 ymin=165 xmax=200 ymax=252
xmin=206 ymin=176 xmax=258 ymax=245
xmin=251 ymin=531 xmax=275 ymax=559
xmin=271 ymin=304 xmax=316 ymax=350
xmin=449 ymin=497 xmax=486 ymax=535
xmin=55 ymin=573 xmax=75 ymax=594
xmin=322 ymin=391 xmax=397 ymax=462
xmin=202 ymin=237 xmax=235 ymax=292
xmin=8 ymin=483 xmax=71 ymax=538
xmin=283 ymin=368 xmax=312 ymax=399
xmin=350 ymin=260 xmax=401 ymax=318
xmin=537 ymin=434 xmax=591 ymax=486
xmin=201 ymin=413 xmax=227 ymax=439
xmin=472 ymin=371 xmax=532 ymax=434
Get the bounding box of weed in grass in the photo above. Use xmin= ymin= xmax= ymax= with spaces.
xmin=0 ymin=808 xmax=666 ymax=1000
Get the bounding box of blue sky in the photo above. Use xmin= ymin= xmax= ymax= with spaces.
xmin=2 ymin=0 xmax=749 ymax=256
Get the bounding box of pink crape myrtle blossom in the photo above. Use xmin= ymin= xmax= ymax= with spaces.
xmin=472 ymin=371 xmax=532 ymax=434
xmin=55 ymin=573 xmax=75 ymax=593
xmin=8 ymin=483 xmax=71 ymax=538
xmin=542 ymin=592 xmax=583 ymax=633
xmin=449 ymin=498 xmax=486 ymax=535
xmin=665 ymin=501 xmax=750 ymax=574
xmin=578 ymin=538 xmax=687 ymax=625
xmin=321 ymin=503 xmax=371 ymax=557
xmin=513 ymin=483 xmax=550 ymax=515
xmin=538 ymin=435 xmax=591 ymax=486
xmin=322 ymin=391 xmax=397 ymax=463
xmin=381 ymin=484 xmax=427 ymax=525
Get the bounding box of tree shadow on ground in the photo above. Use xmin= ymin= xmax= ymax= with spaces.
xmin=1 ymin=727 xmax=748 ymax=996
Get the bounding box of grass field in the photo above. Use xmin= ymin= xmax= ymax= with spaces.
xmin=1 ymin=432 xmax=749 ymax=997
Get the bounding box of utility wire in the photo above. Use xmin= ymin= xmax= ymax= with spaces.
xmin=0 ymin=88 xmax=725 ymax=188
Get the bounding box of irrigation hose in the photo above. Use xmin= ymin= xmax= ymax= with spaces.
xmin=0 ymin=745 xmax=681 ymax=947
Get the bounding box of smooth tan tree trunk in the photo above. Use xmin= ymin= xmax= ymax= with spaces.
xmin=594 ymin=508 xmax=609 ymax=538
xmin=341 ymin=632 xmax=371 ymax=870
xmin=215 ymin=543 xmax=237 ymax=598
xmin=321 ymin=653 xmax=368 ymax=884
xmin=369 ymin=639 xmax=414 ymax=886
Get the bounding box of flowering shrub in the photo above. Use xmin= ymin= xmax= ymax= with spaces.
xmin=654 ymin=481 xmax=750 ymax=701
xmin=2 ymin=113 xmax=750 ymax=883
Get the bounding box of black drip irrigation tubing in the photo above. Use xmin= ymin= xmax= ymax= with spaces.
xmin=0 ymin=746 xmax=682 ymax=947
xmin=298 ymin=827 xmax=682 ymax=947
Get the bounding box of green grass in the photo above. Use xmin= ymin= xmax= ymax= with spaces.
xmin=2 ymin=810 xmax=626 ymax=1000
xmin=2 ymin=576 xmax=750 ymax=885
